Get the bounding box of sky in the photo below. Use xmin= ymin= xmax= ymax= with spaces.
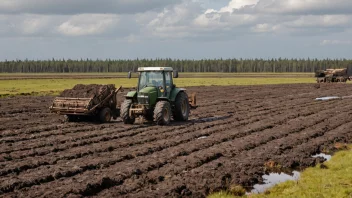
xmin=0 ymin=0 xmax=352 ymax=60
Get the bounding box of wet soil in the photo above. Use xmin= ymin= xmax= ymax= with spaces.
xmin=1 ymin=83 xmax=352 ymax=198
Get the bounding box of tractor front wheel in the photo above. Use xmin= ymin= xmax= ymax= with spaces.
xmin=121 ymin=99 xmax=135 ymax=124
xmin=154 ymin=101 xmax=171 ymax=125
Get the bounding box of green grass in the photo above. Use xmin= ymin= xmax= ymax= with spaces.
xmin=209 ymin=146 xmax=352 ymax=198
xmin=0 ymin=72 xmax=127 ymax=77
xmin=175 ymin=78 xmax=314 ymax=86
xmin=209 ymin=191 xmax=238 ymax=198
xmin=179 ymin=72 xmax=314 ymax=77
xmin=0 ymin=72 xmax=313 ymax=76
xmin=0 ymin=72 xmax=128 ymax=76
xmin=0 ymin=72 xmax=314 ymax=79
xmin=0 ymin=77 xmax=315 ymax=96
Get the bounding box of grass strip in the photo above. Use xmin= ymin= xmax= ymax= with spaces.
xmin=209 ymin=146 xmax=352 ymax=198
xmin=0 ymin=78 xmax=315 ymax=96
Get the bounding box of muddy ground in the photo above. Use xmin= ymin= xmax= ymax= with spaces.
xmin=0 ymin=84 xmax=352 ymax=198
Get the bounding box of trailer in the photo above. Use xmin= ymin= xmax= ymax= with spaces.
xmin=50 ymin=85 xmax=123 ymax=122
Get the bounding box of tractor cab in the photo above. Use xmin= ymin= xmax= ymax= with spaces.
xmin=135 ymin=67 xmax=177 ymax=99
xmin=128 ymin=67 xmax=178 ymax=106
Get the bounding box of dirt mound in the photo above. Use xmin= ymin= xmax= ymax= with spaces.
xmin=59 ymin=84 xmax=115 ymax=104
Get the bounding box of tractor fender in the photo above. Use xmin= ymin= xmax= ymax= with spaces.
xmin=125 ymin=91 xmax=137 ymax=99
xmin=170 ymin=88 xmax=186 ymax=102
xmin=157 ymin=97 xmax=170 ymax=102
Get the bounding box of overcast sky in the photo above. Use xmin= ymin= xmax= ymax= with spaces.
xmin=1 ymin=0 xmax=352 ymax=60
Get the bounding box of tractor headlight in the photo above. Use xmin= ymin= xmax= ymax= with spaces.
xmin=138 ymin=93 xmax=149 ymax=104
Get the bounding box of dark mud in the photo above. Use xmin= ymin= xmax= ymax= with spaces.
xmin=1 ymin=83 xmax=352 ymax=198
xmin=59 ymin=84 xmax=115 ymax=99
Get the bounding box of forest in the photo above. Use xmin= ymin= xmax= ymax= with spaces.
xmin=1 ymin=58 xmax=352 ymax=73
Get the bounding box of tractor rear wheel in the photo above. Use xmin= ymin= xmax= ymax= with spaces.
xmin=173 ymin=92 xmax=190 ymax=121
xmin=154 ymin=101 xmax=171 ymax=125
xmin=99 ymin=107 xmax=111 ymax=123
xmin=121 ymin=99 xmax=135 ymax=124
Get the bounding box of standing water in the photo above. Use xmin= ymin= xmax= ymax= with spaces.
xmin=249 ymin=153 xmax=332 ymax=194
xmin=250 ymin=171 xmax=300 ymax=194
xmin=312 ymin=153 xmax=332 ymax=161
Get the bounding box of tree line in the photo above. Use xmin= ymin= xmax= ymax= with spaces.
xmin=1 ymin=58 xmax=352 ymax=73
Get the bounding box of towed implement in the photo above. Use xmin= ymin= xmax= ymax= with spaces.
xmin=121 ymin=67 xmax=197 ymax=125
xmin=50 ymin=84 xmax=123 ymax=122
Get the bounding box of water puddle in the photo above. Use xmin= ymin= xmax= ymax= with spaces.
xmin=197 ymin=136 xmax=208 ymax=140
xmin=315 ymin=96 xmax=341 ymax=101
xmin=247 ymin=153 xmax=333 ymax=194
xmin=312 ymin=153 xmax=332 ymax=161
xmin=249 ymin=171 xmax=300 ymax=194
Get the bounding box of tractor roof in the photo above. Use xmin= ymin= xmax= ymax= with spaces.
xmin=138 ymin=67 xmax=174 ymax=72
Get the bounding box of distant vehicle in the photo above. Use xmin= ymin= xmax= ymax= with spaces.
xmin=315 ymin=66 xmax=352 ymax=83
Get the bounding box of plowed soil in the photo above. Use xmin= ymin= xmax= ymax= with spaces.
xmin=1 ymin=84 xmax=352 ymax=198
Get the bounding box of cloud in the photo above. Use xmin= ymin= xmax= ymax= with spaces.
xmin=2 ymin=0 xmax=352 ymax=40
xmin=321 ymin=40 xmax=352 ymax=46
xmin=0 ymin=0 xmax=182 ymax=15
xmin=124 ymin=34 xmax=140 ymax=43
xmin=57 ymin=14 xmax=119 ymax=36
xmin=255 ymin=0 xmax=352 ymax=15
xmin=251 ymin=23 xmax=279 ymax=33
xmin=144 ymin=0 xmax=352 ymax=40
xmin=143 ymin=0 xmax=260 ymax=40
xmin=194 ymin=11 xmax=257 ymax=29
xmin=0 ymin=14 xmax=63 ymax=36
xmin=144 ymin=1 xmax=201 ymax=38
xmin=284 ymin=15 xmax=351 ymax=28
xmin=219 ymin=0 xmax=259 ymax=12
xmin=20 ymin=15 xmax=52 ymax=35
xmin=190 ymin=0 xmax=352 ymax=37
xmin=0 ymin=0 xmax=352 ymax=60
xmin=193 ymin=0 xmax=259 ymax=29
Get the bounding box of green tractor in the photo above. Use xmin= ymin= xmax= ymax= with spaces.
xmin=121 ymin=67 xmax=197 ymax=125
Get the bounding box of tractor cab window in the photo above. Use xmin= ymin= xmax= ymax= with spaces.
xmin=139 ymin=72 xmax=164 ymax=90
xmin=165 ymin=72 xmax=172 ymax=94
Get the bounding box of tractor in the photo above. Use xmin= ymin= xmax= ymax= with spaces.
xmin=121 ymin=67 xmax=197 ymax=125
